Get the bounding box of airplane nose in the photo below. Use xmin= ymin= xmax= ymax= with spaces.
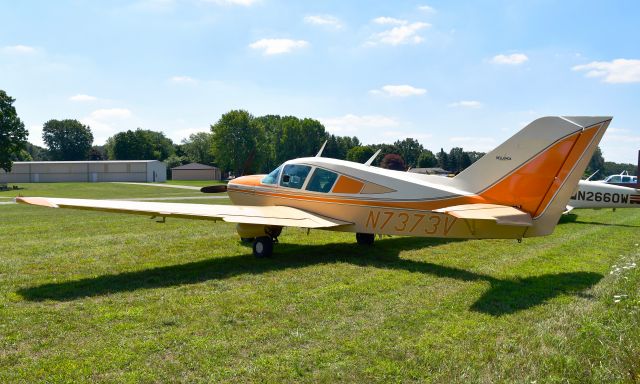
xmin=230 ymin=175 xmax=263 ymax=187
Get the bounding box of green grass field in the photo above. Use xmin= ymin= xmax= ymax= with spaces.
xmin=1 ymin=183 xmax=639 ymax=383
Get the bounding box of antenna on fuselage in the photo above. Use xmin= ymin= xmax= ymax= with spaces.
xmin=585 ymin=169 xmax=599 ymax=181
xmin=364 ymin=149 xmax=382 ymax=166
xmin=315 ymin=141 xmax=328 ymax=157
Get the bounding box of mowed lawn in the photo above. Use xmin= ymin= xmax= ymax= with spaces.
xmin=1 ymin=183 xmax=639 ymax=383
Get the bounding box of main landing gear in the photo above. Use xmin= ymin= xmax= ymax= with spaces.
xmin=252 ymin=236 xmax=274 ymax=258
xmin=356 ymin=233 xmax=375 ymax=246
xmin=245 ymin=226 xmax=282 ymax=258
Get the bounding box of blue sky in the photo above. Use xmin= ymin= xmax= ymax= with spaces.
xmin=1 ymin=0 xmax=639 ymax=163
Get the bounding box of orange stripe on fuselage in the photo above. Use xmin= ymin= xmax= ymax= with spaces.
xmin=228 ymin=186 xmax=486 ymax=210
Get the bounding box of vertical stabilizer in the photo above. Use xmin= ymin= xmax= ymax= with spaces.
xmin=451 ymin=116 xmax=611 ymax=235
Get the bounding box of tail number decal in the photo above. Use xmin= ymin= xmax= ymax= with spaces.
xmin=366 ymin=210 xmax=456 ymax=235
xmin=570 ymin=191 xmax=629 ymax=204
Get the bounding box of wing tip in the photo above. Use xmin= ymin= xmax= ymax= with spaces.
xmin=15 ymin=197 xmax=59 ymax=208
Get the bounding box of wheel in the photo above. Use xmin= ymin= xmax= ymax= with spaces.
xmin=252 ymin=236 xmax=274 ymax=258
xmin=356 ymin=233 xmax=375 ymax=246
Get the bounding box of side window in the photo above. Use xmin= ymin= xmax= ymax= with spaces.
xmin=280 ymin=164 xmax=312 ymax=189
xmin=608 ymin=175 xmax=622 ymax=183
xmin=306 ymin=168 xmax=338 ymax=193
xmin=262 ymin=166 xmax=282 ymax=185
xmin=622 ymin=176 xmax=631 ymax=183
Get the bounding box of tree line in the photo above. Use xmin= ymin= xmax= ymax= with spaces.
xmin=1 ymin=89 xmax=637 ymax=178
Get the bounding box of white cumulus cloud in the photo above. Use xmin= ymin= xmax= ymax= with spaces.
xmin=203 ymin=0 xmax=259 ymax=6
xmin=169 ymin=75 xmax=197 ymax=84
xmin=367 ymin=21 xmax=430 ymax=46
xmin=2 ymin=45 xmax=36 ymax=54
xmin=69 ymin=94 xmax=98 ymax=102
xmin=572 ymin=59 xmax=640 ymax=83
xmin=372 ymin=17 xmax=407 ymax=25
xmin=249 ymin=38 xmax=309 ymax=55
xmin=448 ymin=100 xmax=482 ymax=108
xmin=491 ymin=53 xmax=528 ymax=65
xmin=370 ymin=85 xmax=427 ymax=97
xmin=304 ymin=15 xmax=342 ymax=29
xmin=418 ymin=5 xmax=436 ymax=12
xmin=320 ymin=114 xmax=400 ymax=135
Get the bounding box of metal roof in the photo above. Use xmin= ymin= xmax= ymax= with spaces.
xmin=171 ymin=163 xmax=218 ymax=170
xmin=13 ymin=160 xmax=163 ymax=165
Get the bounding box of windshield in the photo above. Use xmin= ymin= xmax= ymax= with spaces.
xmin=261 ymin=166 xmax=282 ymax=185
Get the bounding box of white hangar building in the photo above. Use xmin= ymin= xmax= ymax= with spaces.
xmin=0 ymin=160 xmax=166 ymax=183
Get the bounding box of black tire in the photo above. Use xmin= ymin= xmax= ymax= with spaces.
xmin=356 ymin=233 xmax=375 ymax=246
xmin=253 ymin=236 xmax=274 ymax=258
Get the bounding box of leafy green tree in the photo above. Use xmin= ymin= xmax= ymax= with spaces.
xmin=586 ymin=146 xmax=605 ymax=175
xmin=88 ymin=145 xmax=106 ymax=160
xmin=25 ymin=142 xmax=48 ymax=160
xmin=211 ymin=110 xmax=265 ymax=176
xmin=394 ymin=138 xmax=424 ymax=169
xmin=368 ymin=143 xmax=399 ymax=166
xmin=448 ymin=147 xmax=472 ymax=173
xmin=105 ymin=129 xmax=174 ymax=160
xmin=602 ymin=161 xmax=637 ymax=177
xmin=347 ymin=146 xmax=375 ymax=163
xmin=324 ymin=135 xmax=361 ymax=160
xmin=143 ymin=129 xmax=175 ymax=160
xmin=466 ymin=151 xmax=485 ymax=164
xmin=417 ymin=150 xmax=437 ymax=168
xmin=0 ymin=90 xmax=28 ymax=172
xmin=10 ymin=149 xmax=32 ymax=161
xmin=42 ymin=119 xmax=93 ymax=160
xmin=181 ymin=132 xmax=215 ymax=165
xmin=436 ymin=148 xmax=449 ymax=170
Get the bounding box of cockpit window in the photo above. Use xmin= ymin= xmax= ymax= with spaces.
xmin=280 ymin=164 xmax=312 ymax=189
xmin=262 ymin=166 xmax=282 ymax=185
xmin=306 ymin=168 xmax=338 ymax=193
xmin=607 ymin=175 xmax=622 ymax=183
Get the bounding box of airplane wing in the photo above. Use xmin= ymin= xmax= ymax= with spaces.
xmin=15 ymin=197 xmax=351 ymax=228
xmin=434 ymin=204 xmax=532 ymax=226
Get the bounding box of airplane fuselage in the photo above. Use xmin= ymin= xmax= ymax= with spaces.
xmin=569 ymin=180 xmax=640 ymax=209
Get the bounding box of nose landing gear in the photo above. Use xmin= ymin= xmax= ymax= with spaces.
xmin=356 ymin=233 xmax=375 ymax=246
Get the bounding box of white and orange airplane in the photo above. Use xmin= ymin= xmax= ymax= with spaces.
xmin=17 ymin=116 xmax=612 ymax=257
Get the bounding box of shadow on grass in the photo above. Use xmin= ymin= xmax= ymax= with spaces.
xmin=17 ymin=236 xmax=602 ymax=316
xmin=558 ymin=212 xmax=640 ymax=228
xmin=572 ymin=220 xmax=640 ymax=228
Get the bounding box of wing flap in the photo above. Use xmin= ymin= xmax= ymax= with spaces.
xmin=15 ymin=197 xmax=351 ymax=228
xmin=434 ymin=203 xmax=532 ymax=226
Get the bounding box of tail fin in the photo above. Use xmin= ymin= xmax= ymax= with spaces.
xmin=452 ymin=116 xmax=611 ymax=235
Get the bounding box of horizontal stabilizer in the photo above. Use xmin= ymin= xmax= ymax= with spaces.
xmin=434 ymin=204 xmax=532 ymax=226
xmin=15 ymin=197 xmax=351 ymax=228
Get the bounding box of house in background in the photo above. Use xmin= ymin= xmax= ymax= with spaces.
xmin=171 ymin=163 xmax=221 ymax=181
xmin=0 ymin=160 xmax=166 ymax=183
xmin=407 ymin=167 xmax=451 ymax=176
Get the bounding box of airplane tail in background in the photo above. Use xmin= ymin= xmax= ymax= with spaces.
xmin=452 ymin=116 xmax=612 ymax=236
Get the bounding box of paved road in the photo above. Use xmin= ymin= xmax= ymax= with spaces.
xmin=113 ymin=182 xmax=202 ymax=190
